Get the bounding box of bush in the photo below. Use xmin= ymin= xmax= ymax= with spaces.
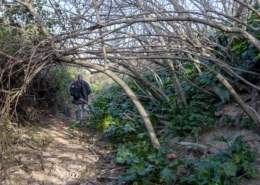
xmin=116 ymin=137 xmax=257 ymax=185
xmin=48 ymin=67 xmax=74 ymax=111
xmin=90 ymin=69 xmax=257 ymax=184
xmin=181 ymin=137 xmax=257 ymax=185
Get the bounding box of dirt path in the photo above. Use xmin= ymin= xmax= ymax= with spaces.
xmin=3 ymin=115 xmax=119 ymax=185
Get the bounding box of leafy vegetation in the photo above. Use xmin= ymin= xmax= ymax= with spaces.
xmin=113 ymin=133 xmax=256 ymax=185
xmin=49 ymin=67 xmax=74 ymax=109
xmin=89 ymin=68 xmax=258 ymax=184
xmin=181 ymin=137 xmax=257 ymax=185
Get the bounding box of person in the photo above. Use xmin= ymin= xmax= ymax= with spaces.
xmin=69 ymin=74 xmax=91 ymax=123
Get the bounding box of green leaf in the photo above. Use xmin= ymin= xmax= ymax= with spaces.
xmin=254 ymin=53 xmax=260 ymax=61
xmin=160 ymin=167 xmax=176 ymax=185
xmin=231 ymin=40 xmax=247 ymax=53
xmin=213 ymin=86 xmax=230 ymax=103
xmin=115 ymin=146 xmax=135 ymax=164
xmin=223 ymin=162 xmax=237 ymax=176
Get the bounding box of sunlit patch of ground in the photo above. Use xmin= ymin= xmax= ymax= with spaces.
xmin=2 ymin=115 xmax=120 ymax=185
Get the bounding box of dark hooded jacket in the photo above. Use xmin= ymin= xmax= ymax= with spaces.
xmin=70 ymin=79 xmax=91 ymax=104
xmin=79 ymin=79 xmax=91 ymax=100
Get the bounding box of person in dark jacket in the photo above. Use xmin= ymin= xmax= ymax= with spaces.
xmin=69 ymin=74 xmax=91 ymax=122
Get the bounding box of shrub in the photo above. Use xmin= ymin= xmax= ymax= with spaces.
xmin=48 ymin=67 xmax=74 ymax=111
xmin=90 ymin=69 xmax=257 ymax=185
xmin=181 ymin=137 xmax=257 ymax=185
xmin=116 ymin=137 xmax=257 ymax=185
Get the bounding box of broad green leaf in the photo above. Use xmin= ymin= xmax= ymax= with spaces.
xmin=160 ymin=167 xmax=176 ymax=185
xmin=213 ymin=86 xmax=230 ymax=103
xmin=223 ymin=162 xmax=237 ymax=176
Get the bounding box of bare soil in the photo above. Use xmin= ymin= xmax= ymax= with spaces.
xmin=1 ymin=114 xmax=120 ymax=185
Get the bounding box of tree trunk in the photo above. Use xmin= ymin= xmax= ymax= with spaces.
xmin=216 ymin=73 xmax=260 ymax=126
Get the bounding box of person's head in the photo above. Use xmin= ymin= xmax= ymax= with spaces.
xmin=76 ymin=74 xmax=83 ymax=81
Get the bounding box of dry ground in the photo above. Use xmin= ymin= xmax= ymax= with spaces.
xmin=1 ymin=114 xmax=120 ymax=185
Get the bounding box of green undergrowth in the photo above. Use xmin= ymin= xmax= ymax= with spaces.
xmin=89 ymin=70 xmax=257 ymax=184
xmin=115 ymin=136 xmax=257 ymax=185
xmin=217 ymin=13 xmax=260 ymax=81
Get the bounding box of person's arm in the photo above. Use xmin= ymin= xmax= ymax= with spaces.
xmin=82 ymin=80 xmax=91 ymax=96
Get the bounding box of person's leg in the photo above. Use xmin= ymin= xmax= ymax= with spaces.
xmin=84 ymin=103 xmax=91 ymax=114
xmin=75 ymin=104 xmax=81 ymax=122
xmin=82 ymin=104 xmax=86 ymax=112
xmin=80 ymin=104 xmax=84 ymax=120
